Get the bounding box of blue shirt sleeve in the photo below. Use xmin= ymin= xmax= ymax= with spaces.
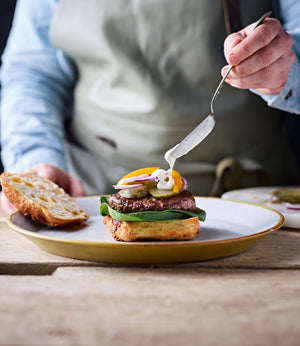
xmin=252 ymin=0 xmax=300 ymax=115
xmin=0 ymin=0 xmax=76 ymax=173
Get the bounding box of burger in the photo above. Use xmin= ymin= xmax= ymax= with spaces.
xmin=100 ymin=167 xmax=206 ymax=242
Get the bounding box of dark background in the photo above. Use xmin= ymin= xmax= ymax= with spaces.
xmin=0 ymin=1 xmax=16 ymax=59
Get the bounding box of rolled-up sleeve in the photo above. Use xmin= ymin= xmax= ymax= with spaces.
xmin=0 ymin=0 xmax=76 ymax=173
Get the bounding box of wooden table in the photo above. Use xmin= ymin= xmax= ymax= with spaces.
xmin=0 ymin=205 xmax=300 ymax=346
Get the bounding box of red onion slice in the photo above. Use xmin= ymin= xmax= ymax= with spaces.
xmin=113 ymin=183 xmax=143 ymax=190
xmin=119 ymin=175 xmax=157 ymax=184
xmin=282 ymin=202 xmax=300 ymax=210
xmin=179 ymin=176 xmax=188 ymax=193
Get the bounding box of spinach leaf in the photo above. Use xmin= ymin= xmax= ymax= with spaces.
xmin=100 ymin=196 xmax=206 ymax=222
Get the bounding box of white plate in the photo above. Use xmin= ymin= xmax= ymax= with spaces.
xmin=7 ymin=196 xmax=284 ymax=264
xmin=222 ymin=187 xmax=300 ymax=229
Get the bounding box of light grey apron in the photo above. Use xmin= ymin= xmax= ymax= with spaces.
xmin=50 ymin=0 xmax=299 ymax=195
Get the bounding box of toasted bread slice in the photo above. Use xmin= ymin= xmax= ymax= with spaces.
xmin=103 ymin=215 xmax=200 ymax=242
xmin=0 ymin=172 xmax=89 ymax=226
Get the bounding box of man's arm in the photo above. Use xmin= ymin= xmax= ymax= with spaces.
xmin=0 ymin=0 xmax=75 ymax=173
xmin=0 ymin=0 xmax=85 ymax=213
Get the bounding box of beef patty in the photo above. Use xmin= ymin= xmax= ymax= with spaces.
xmin=108 ymin=190 xmax=196 ymax=213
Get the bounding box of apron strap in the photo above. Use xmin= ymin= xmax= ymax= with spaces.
xmin=222 ymin=0 xmax=242 ymax=34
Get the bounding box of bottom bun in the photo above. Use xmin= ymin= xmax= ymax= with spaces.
xmin=103 ymin=216 xmax=200 ymax=242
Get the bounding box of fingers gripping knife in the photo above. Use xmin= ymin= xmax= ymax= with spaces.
xmin=164 ymin=11 xmax=272 ymax=169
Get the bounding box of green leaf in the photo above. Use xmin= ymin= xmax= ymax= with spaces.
xmin=99 ymin=196 xmax=206 ymax=222
xmin=100 ymin=196 xmax=109 ymax=204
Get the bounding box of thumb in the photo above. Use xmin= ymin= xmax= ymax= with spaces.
xmin=69 ymin=176 xmax=86 ymax=197
xmin=1 ymin=192 xmax=17 ymax=214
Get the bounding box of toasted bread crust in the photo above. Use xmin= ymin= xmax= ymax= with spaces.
xmin=103 ymin=215 xmax=200 ymax=242
xmin=0 ymin=172 xmax=89 ymax=226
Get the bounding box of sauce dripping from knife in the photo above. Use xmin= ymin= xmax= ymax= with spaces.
xmin=164 ymin=144 xmax=179 ymax=171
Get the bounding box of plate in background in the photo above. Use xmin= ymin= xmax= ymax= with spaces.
xmin=222 ymin=187 xmax=299 ymax=229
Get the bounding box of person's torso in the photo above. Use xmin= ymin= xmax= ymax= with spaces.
xmin=50 ymin=0 xmax=300 ymax=194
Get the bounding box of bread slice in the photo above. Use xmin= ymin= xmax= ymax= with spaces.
xmin=103 ymin=215 xmax=200 ymax=242
xmin=0 ymin=172 xmax=89 ymax=226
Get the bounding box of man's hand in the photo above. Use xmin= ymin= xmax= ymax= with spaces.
xmin=1 ymin=192 xmax=16 ymax=214
xmin=24 ymin=164 xmax=86 ymax=196
xmin=222 ymin=17 xmax=295 ymax=95
xmin=1 ymin=164 xmax=86 ymax=214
